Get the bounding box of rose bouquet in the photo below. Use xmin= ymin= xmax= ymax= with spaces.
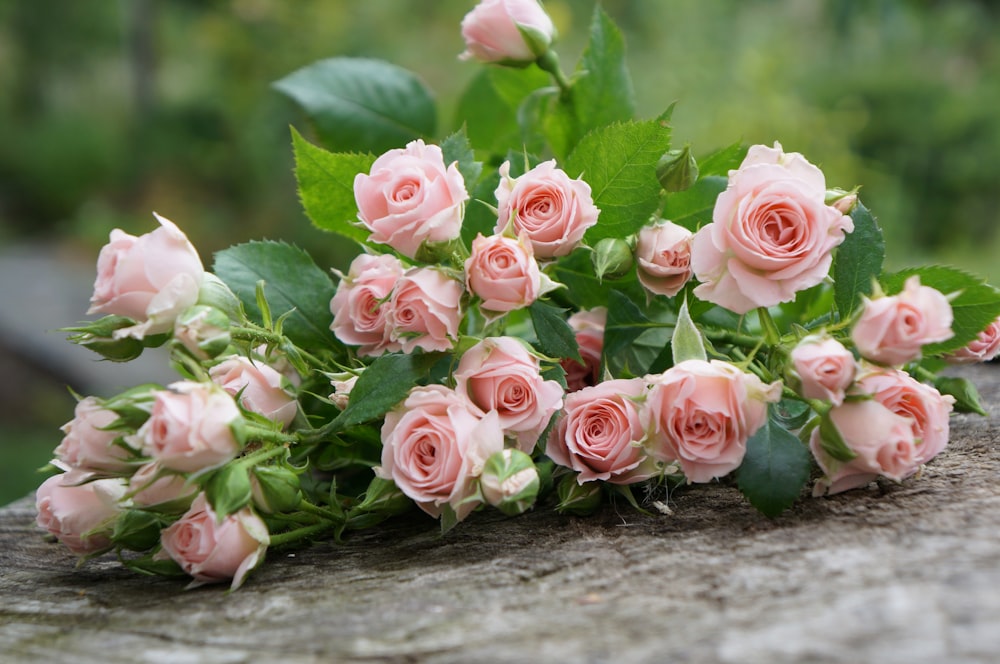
xmin=35 ymin=0 xmax=1000 ymax=590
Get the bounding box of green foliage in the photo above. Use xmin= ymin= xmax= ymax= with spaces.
xmin=737 ymin=413 xmax=813 ymax=517
xmin=274 ymin=57 xmax=436 ymax=153
xmin=833 ymin=202 xmax=885 ymax=319
xmin=203 ymin=465 xmax=253 ymax=518
xmin=440 ymin=128 xmax=483 ymax=194
xmin=529 ymin=300 xmax=581 ymax=362
xmin=934 ymin=376 xmax=986 ymax=416
xmin=671 ymin=298 xmax=707 ymax=364
xmin=455 ymin=67 xmax=550 ymax=156
xmin=660 ymin=176 xmax=727 ymax=231
xmin=329 ymin=353 xmax=445 ymax=432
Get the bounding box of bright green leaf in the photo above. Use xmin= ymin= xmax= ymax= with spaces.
xmin=833 ymin=202 xmax=885 ymax=319
xmin=737 ymin=413 xmax=813 ymax=517
xmin=934 ymin=376 xmax=987 ymax=416
xmin=697 ymin=142 xmax=747 ymax=177
xmin=456 ymin=66 xmax=549 ymax=155
xmin=529 ymin=300 xmax=581 ymax=362
xmin=660 ymin=175 xmax=727 ymax=232
xmin=330 ymin=352 xmax=445 ymax=431
xmin=203 ymin=465 xmax=253 ymax=518
xmin=441 ymin=127 xmax=483 ymax=192
xmin=672 ymin=297 xmax=707 ymax=364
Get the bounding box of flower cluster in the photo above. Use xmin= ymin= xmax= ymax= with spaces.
xmin=36 ymin=0 xmax=1000 ymax=590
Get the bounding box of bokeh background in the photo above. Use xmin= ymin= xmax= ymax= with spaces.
xmin=3 ymin=0 xmax=999 ymax=504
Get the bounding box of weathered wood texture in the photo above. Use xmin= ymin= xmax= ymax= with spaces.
xmin=2 ymin=365 xmax=999 ymax=664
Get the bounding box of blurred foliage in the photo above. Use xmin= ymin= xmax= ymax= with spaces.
xmin=2 ymin=0 xmax=999 ymax=277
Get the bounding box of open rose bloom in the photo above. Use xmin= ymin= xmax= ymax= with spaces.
xmin=36 ymin=472 xmax=127 ymax=556
xmin=852 ymin=276 xmax=953 ymax=366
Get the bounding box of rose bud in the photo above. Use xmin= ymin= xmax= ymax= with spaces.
xmin=560 ymin=306 xmax=606 ymax=392
xmin=788 ymin=335 xmax=856 ymax=406
xmin=388 ymin=267 xmax=463 ymax=353
xmin=128 ymin=462 xmax=197 ymax=509
xmin=851 ymin=276 xmax=953 ymax=366
xmin=250 ymin=465 xmax=302 ymax=514
xmin=327 ymin=372 xmax=359 ymax=410
xmin=174 ymin=305 xmax=231 ymax=360
xmin=480 ymin=449 xmax=540 ymax=516
xmin=591 ymin=237 xmax=634 ymax=281
xmin=35 ymin=471 xmax=127 ymax=556
xmin=54 ymin=396 xmax=135 ymax=473
xmin=465 ymin=232 xmax=548 ymax=315
xmin=656 ymin=145 xmax=699 ymax=193
xmin=330 ymin=253 xmax=405 ymax=357
xmin=943 ymin=315 xmax=1000 ymax=364
xmin=555 ymin=473 xmax=603 ymax=516
xmin=460 ymin=0 xmax=556 ymax=66
xmin=635 ymin=220 xmax=694 ymax=298
xmin=210 ymin=355 xmax=298 ymax=428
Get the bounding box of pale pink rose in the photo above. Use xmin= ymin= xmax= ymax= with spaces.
xmin=377 ymin=385 xmax=504 ymax=521
xmin=495 ymin=160 xmax=599 ymax=258
xmin=158 ymin=494 xmax=269 ymax=589
xmin=643 ymin=359 xmax=781 ymax=483
xmin=635 ymin=220 xmax=694 ymax=297
xmin=136 ymin=382 xmax=242 ymax=473
xmin=464 ymin=233 xmax=542 ymax=314
xmin=560 ymin=306 xmax=606 ymax=392
xmin=330 ymin=253 xmax=405 ymax=357
xmin=855 ymin=367 xmax=954 ymax=465
xmin=460 ymin=0 xmax=555 ymax=64
xmin=128 ymin=462 xmax=197 ymax=507
xmin=388 ymin=268 xmax=463 ymax=353
xmin=789 ymin=336 xmax=856 ymax=406
xmin=810 ymin=400 xmax=920 ymax=496
xmin=851 ymin=276 xmax=953 ymax=366
xmin=89 ymin=213 xmax=205 ymax=339
xmin=547 ymin=378 xmax=656 ymax=484
xmin=944 ymin=315 xmax=1000 ymax=364
xmin=354 ymin=140 xmax=467 ymax=259
xmin=328 ymin=373 xmax=359 ymax=410
xmin=35 ymin=471 xmax=126 ymax=555
xmin=54 ymin=396 xmax=134 ymax=473
xmin=691 ymin=143 xmax=853 ymax=314
xmin=454 ymin=337 xmax=563 ymax=452
xmin=210 ymin=356 xmax=297 ymax=427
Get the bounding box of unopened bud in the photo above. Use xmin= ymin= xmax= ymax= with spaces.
xmin=555 ymin=473 xmax=602 ymax=516
xmin=65 ymin=315 xmax=146 ymax=362
xmin=174 ymin=305 xmax=232 ymax=360
xmin=480 ymin=449 xmax=540 ymax=516
xmin=825 ymin=189 xmax=859 ymax=215
xmin=250 ymin=465 xmax=302 ymax=514
xmin=326 ymin=371 xmax=359 ymax=410
xmin=197 ymin=273 xmax=242 ymax=321
xmin=656 ymin=145 xmax=699 ymax=192
xmin=591 ymin=237 xmax=634 ymax=281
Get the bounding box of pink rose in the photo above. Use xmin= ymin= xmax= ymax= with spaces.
xmin=851 ymin=276 xmax=954 ymax=366
xmin=789 ymin=336 xmax=856 ymax=405
xmin=354 ymin=140 xmax=467 ymax=259
xmin=158 ymin=493 xmax=269 ymax=589
xmin=328 ymin=373 xmax=359 ymax=410
xmin=89 ymin=213 xmax=205 ymax=339
xmin=377 ymin=385 xmax=504 ymax=521
xmin=464 ymin=233 xmax=542 ymax=314
xmin=330 ymin=253 xmax=405 ymax=357
xmin=691 ymin=143 xmax=853 ymax=314
xmin=944 ymin=315 xmax=1000 ymax=364
xmin=210 ymin=356 xmax=297 ymax=427
xmin=643 ymin=359 xmax=781 ymax=483
xmin=810 ymin=400 xmax=920 ymax=496
xmin=495 ymin=160 xmax=599 ymax=259
xmin=560 ymin=306 xmax=606 ymax=392
xmin=460 ymin=0 xmax=556 ymax=64
xmin=136 ymin=382 xmax=242 ymax=473
xmin=547 ymin=378 xmax=656 ymax=484
xmin=635 ymin=220 xmax=694 ymax=297
xmin=54 ymin=396 xmax=134 ymax=473
xmin=454 ymin=337 xmax=564 ymax=452
xmin=855 ymin=367 xmax=954 ymax=465
xmin=35 ymin=471 xmax=126 ymax=555
xmin=388 ymin=268 xmax=463 ymax=353
xmin=128 ymin=462 xmax=197 ymax=507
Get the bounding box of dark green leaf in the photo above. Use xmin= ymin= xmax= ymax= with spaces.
xmin=456 ymin=67 xmax=549 ymax=155
xmin=330 ymin=352 xmax=445 ymax=431
xmin=737 ymin=413 xmax=813 ymax=517
xmin=274 ymin=57 xmax=436 ymax=153
xmin=120 ymin=553 xmax=188 ymax=578
xmin=934 ymin=376 xmax=987 ymax=416
xmin=440 ymin=128 xmax=483 ymax=194
xmin=214 ymin=240 xmax=339 ymax=352
xmin=603 ymin=290 xmax=661 ymax=375
xmin=660 ymin=175 xmax=727 ymax=232
xmin=203 ymin=465 xmax=253 ymax=519
xmin=112 ymin=510 xmax=166 ymax=552
xmin=529 ymin=300 xmax=581 ymax=362
xmin=833 ymin=202 xmax=885 ymax=319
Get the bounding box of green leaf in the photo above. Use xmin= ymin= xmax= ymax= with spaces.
xmin=697 ymin=142 xmax=747 ymax=177
xmin=934 ymin=376 xmax=987 ymax=416
xmin=330 ymin=352 xmax=445 ymax=431
xmin=566 ymin=117 xmax=673 ymax=243
xmin=529 ymin=300 xmax=581 ymax=362
xmin=274 ymin=57 xmax=436 ymax=153
xmin=660 ymin=175 xmax=727 ymax=232
xmin=440 ymin=128 xmax=483 ymax=196
xmin=203 ymin=465 xmax=253 ymax=519
xmin=456 ymin=67 xmax=550 ymax=155
xmin=214 ymin=240 xmax=339 ymax=351
xmin=291 ymin=128 xmax=374 ymax=243
xmin=672 ymin=297 xmax=707 ymax=364
xmin=880 ymin=265 xmax=1000 ymax=354
xmin=833 ymin=202 xmax=885 ymax=319
xmin=603 ymin=290 xmax=661 ymax=376
xmin=120 ymin=553 xmax=188 ymax=578
xmin=112 ymin=509 xmax=166 ymax=552
xmin=737 ymin=413 xmax=813 ymax=517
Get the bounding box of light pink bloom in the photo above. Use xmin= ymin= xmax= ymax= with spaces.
xmin=377 ymin=385 xmax=504 ymax=521
xmin=560 ymin=307 xmax=606 ymax=392
xmin=944 ymin=315 xmax=1000 ymax=364
xmin=210 ymin=356 xmax=297 ymax=427
xmin=855 ymin=367 xmax=954 ymax=465
xmin=330 ymin=253 xmax=405 ymax=357
xmin=129 ymin=462 xmax=197 ymax=507
xmin=454 ymin=337 xmax=563 ymax=452
xmin=35 ymin=471 xmax=126 ymax=555
xmin=691 ymin=143 xmax=853 ymax=314
xmin=158 ymin=494 xmax=269 ymax=590
xmin=464 ymin=233 xmax=542 ymax=314
xmin=460 ymin=0 xmax=555 ymax=64
xmin=643 ymin=360 xmax=780 ymax=483
xmin=495 ymin=160 xmax=599 ymax=258
xmin=136 ymin=382 xmax=242 ymax=473
xmin=852 ymin=276 xmax=953 ymax=366
xmin=789 ymin=336 xmax=856 ymax=405
xmin=354 ymin=140 xmax=467 ymax=259
xmin=328 ymin=373 xmax=359 ymax=410
xmin=810 ymin=400 xmax=920 ymax=496
xmin=635 ymin=220 xmax=694 ymax=297
xmin=547 ymin=378 xmax=656 ymax=484
xmin=388 ymin=268 xmax=463 ymax=353
xmin=89 ymin=213 xmax=205 ymax=339
xmin=54 ymin=396 xmax=134 ymax=473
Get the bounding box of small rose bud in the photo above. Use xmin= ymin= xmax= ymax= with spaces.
xmin=174 ymin=305 xmax=232 ymax=360
xmin=480 ymin=449 xmax=540 ymax=516
xmin=197 ymin=273 xmax=243 ymax=321
xmin=824 ymin=188 xmax=859 ymax=215
xmin=555 ymin=473 xmax=602 ymax=516
xmin=327 ymin=372 xmax=359 ymax=410
xmin=591 ymin=237 xmax=635 ymax=281
xmin=65 ymin=315 xmax=148 ymax=362
xmin=460 ymin=0 xmax=557 ymax=66
xmin=656 ymin=145 xmax=699 ymax=193
xmin=250 ymin=465 xmax=302 ymax=514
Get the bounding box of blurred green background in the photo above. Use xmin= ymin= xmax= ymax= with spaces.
xmin=3 ymin=0 xmax=999 ymax=504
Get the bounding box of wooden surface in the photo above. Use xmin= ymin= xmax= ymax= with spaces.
xmin=2 ymin=364 xmax=999 ymax=664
